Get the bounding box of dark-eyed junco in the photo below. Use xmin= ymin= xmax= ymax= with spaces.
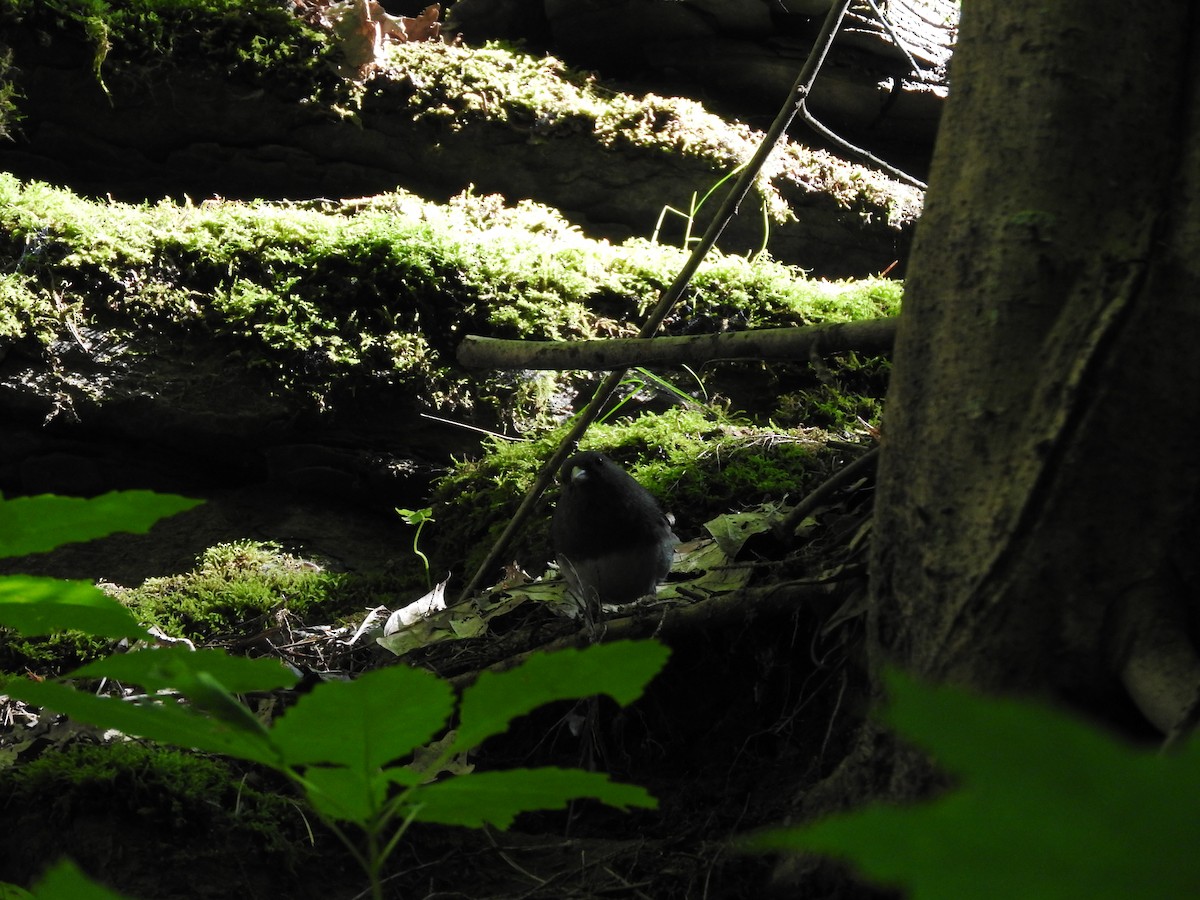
xmin=551 ymin=451 xmax=678 ymax=614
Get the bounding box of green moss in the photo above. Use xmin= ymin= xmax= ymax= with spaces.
xmin=388 ymin=43 xmax=602 ymax=133
xmin=0 ymin=0 xmax=338 ymax=100
xmin=109 ymin=540 xmax=391 ymax=642
xmin=1 ymin=741 xmax=307 ymax=875
xmin=778 ymin=383 xmax=883 ymax=432
xmin=0 ymin=45 xmax=20 ymax=140
xmin=0 ymin=174 xmax=900 ymax=422
xmin=0 ymin=541 xmax=420 ymax=675
xmin=6 ymin=741 xmax=233 ymax=821
xmin=0 ymin=272 xmax=58 ymax=341
xmin=579 ymin=411 xmax=823 ymax=514
xmin=382 ymin=42 xmax=920 ymax=227
xmin=0 ymin=628 xmax=109 ymax=676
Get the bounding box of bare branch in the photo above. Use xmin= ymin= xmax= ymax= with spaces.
xmin=456 ymin=317 xmax=896 ymax=370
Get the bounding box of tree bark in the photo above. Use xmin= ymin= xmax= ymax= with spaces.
xmin=868 ymin=0 xmax=1200 ymax=728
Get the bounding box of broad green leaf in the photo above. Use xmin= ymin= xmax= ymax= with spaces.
xmin=73 ymin=646 xmax=299 ymax=695
xmin=27 ymin=859 xmax=127 ymax=899
xmin=0 ymin=880 xmax=34 ymax=899
xmin=301 ymin=765 xmax=389 ymax=823
xmin=704 ymin=510 xmax=774 ymax=559
xmin=270 ymin=664 xmax=454 ymax=769
xmin=74 ymin=650 xmax=296 ymax=740
xmin=406 ymin=766 xmax=657 ymax=829
xmin=745 ymin=670 xmax=1200 ymax=900
xmin=0 ymin=677 xmax=280 ymax=766
xmin=0 ymin=491 xmax=203 ymax=558
xmin=454 ymin=640 xmax=670 ymax=752
xmin=0 ymin=576 xmax=149 ymax=639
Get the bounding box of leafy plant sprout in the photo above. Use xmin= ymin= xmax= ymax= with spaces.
xmin=599 ymin=365 xmax=726 ymax=426
xmin=652 ymin=161 xmax=771 ymax=258
xmin=397 ymin=505 xmax=434 ymax=589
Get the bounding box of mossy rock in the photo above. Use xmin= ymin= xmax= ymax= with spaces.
xmin=0 ymin=0 xmax=920 ymax=274
xmin=0 ymin=741 xmax=337 ymax=898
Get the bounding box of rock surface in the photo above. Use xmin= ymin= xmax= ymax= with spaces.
xmin=451 ymin=0 xmax=956 ymax=167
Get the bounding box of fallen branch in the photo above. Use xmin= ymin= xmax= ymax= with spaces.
xmin=457 ymin=317 xmax=897 ymax=370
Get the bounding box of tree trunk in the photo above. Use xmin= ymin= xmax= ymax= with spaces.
xmin=868 ymin=1 xmax=1200 ymax=730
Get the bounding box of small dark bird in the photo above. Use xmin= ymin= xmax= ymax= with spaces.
xmin=551 ymin=451 xmax=678 ymax=613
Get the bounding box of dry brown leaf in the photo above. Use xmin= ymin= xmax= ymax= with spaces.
xmin=400 ymin=4 xmax=443 ymax=43
xmin=329 ymin=1 xmax=446 ymax=78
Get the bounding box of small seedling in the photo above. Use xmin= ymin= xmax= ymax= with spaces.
xmin=397 ymin=505 xmax=435 ymax=589
xmin=652 ymin=162 xmax=770 ymax=257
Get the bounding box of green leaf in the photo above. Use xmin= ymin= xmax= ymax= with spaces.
xmin=396 ymin=507 xmax=434 ymax=526
xmin=301 ymin=765 xmax=389 ymax=823
xmin=72 ymin=648 xmax=295 ymax=739
xmin=27 ymin=859 xmax=126 ymax=899
xmin=0 ymin=677 xmax=280 ymax=766
xmin=704 ymin=510 xmax=774 ymax=558
xmin=454 ymin=640 xmax=670 ymax=752
xmin=407 ymin=767 xmax=657 ymax=829
xmin=73 ymin=646 xmax=299 ymax=695
xmin=270 ymin=664 xmax=455 ymax=769
xmin=0 ymin=880 xmax=35 ymax=899
xmin=744 ymin=670 xmax=1200 ymax=900
xmin=0 ymin=491 xmax=203 ymax=558
xmin=29 ymin=859 xmax=127 ymax=899
xmin=0 ymin=576 xmax=150 ymax=639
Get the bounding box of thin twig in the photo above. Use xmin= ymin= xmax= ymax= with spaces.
xmin=419 ymin=412 xmax=527 ymax=441
xmin=800 ymin=105 xmax=927 ymax=189
xmin=863 ymin=0 xmax=927 ymax=81
xmin=778 ymin=447 xmax=879 ymax=536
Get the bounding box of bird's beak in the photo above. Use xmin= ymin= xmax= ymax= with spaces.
xmin=570 ymin=465 xmax=588 ymax=483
